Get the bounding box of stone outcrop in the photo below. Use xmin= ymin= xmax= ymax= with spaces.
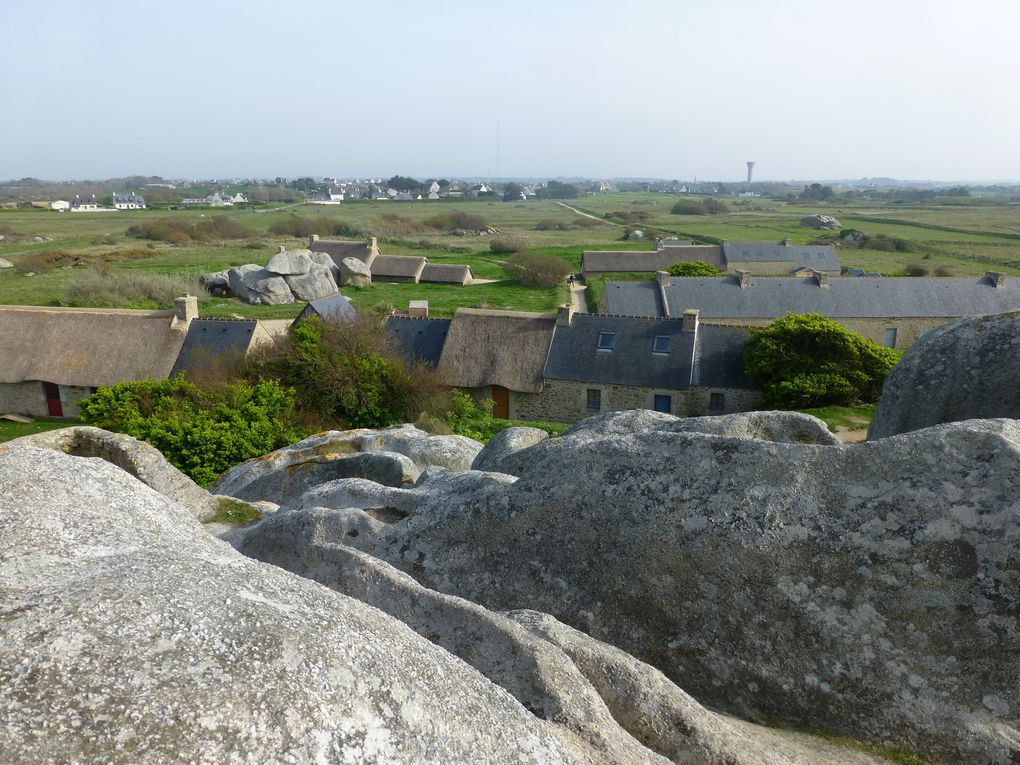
xmin=472 ymin=426 xmax=549 ymax=472
xmin=338 ymin=256 xmax=372 ymax=287
xmin=0 ymin=446 xmax=592 ymax=764
xmin=493 ymin=409 xmax=839 ymax=476
xmin=869 ymin=311 xmax=1020 ymax=439
xmin=265 ymin=247 xmax=313 ymax=275
xmin=251 ymin=415 xmax=1020 ymax=763
xmin=211 ymin=425 xmax=483 ymax=503
xmin=800 ymin=214 xmax=842 ymax=229
xmin=217 ymin=248 xmax=343 ymax=304
xmin=6 ymin=426 xmax=220 ymax=520
xmin=0 ymin=256 xmax=13 ymax=268
xmin=283 ymin=261 xmax=338 ymax=301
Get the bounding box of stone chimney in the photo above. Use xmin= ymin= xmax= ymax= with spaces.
xmin=277 ymin=245 xmax=287 ymax=253
xmin=986 ymin=271 xmax=1006 ymax=288
xmin=556 ymin=304 xmax=575 ymax=327
xmin=782 ymin=237 xmax=792 ymax=246
xmin=308 ymin=234 xmax=320 ymax=246
xmin=172 ymin=294 xmax=198 ymax=329
xmin=816 ymin=271 xmax=829 ymax=288
xmin=681 ymin=308 xmax=700 ymax=334
xmin=656 ymin=270 xmax=670 ymax=288
xmin=737 ymin=270 xmax=751 ymax=289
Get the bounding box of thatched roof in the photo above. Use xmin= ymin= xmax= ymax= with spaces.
xmin=310 ymin=239 xmax=378 ymax=267
xmin=371 ymin=255 xmax=427 ymax=281
xmin=420 ymin=263 xmax=474 ymax=284
xmin=0 ymin=305 xmax=188 ymax=388
xmin=437 ymin=308 xmax=556 ymax=393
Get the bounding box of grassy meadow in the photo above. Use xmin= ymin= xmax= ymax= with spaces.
xmin=2 ymin=193 xmax=1020 ymax=320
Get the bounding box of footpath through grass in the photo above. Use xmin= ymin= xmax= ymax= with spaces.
xmin=795 ymin=404 xmax=876 ymax=433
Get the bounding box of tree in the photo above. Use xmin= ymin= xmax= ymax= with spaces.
xmin=386 ymin=175 xmax=422 ymax=193
xmin=250 ymin=315 xmax=447 ymax=429
xmin=78 ymin=377 xmax=303 ymax=486
xmin=502 ymin=182 xmax=525 ymax=201
xmin=666 ymin=261 xmax=718 ymax=276
xmin=534 ymin=180 xmax=579 ymax=200
xmin=743 ymin=313 xmax=899 ymax=409
xmin=800 ymin=183 xmax=835 ymax=201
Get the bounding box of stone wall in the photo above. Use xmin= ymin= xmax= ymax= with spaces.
xmin=0 ymin=381 xmax=91 ymax=418
xmin=510 ymin=379 xmax=760 ymax=424
xmin=0 ymin=382 xmax=48 ymax=417
xmin=702 ymin=316 xmax=953 ymax=350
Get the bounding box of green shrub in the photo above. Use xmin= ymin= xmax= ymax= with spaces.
xmin=250 ymin=315 xmax=448 ymax=430
xmin=670 ymin=198 xmax=729 ymax=215
xmin=425 ymin=211 xmax=488 ymax=231
xmin=666 ymin=261 xmax=719 ymax=276
xmin=445 ymin=391 xmax=566 ymax=442
xmin=503 ymin=250 xmax=572 ymax=287
xmin=78 ymin=377 xmax=304 ymax=486
xmin=744 ymin=313 xmax=900 ymax=409
xmin=534 ymin=219 xmax=571 ymax=231
xmin=904 ymin=262 xmax=929 ymax=277
xmin=127 ymin=216 xmax=254 ymax=243
xmin=489 ymin=238 xmax=524 ymax=254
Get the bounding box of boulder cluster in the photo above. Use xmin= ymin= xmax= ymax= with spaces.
xmin=800 ymin=213 xmax=842 ymax=230
xmin=204 ymin=246 xmax=353 ymax=305
xmin=3 ymin=314 xmax=1019 ymax=763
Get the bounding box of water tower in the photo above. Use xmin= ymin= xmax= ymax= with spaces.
xmin=746 ymin=161 xmax=756 ymax=184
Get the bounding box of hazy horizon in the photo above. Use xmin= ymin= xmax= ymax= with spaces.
xmin=4 ymin=0 xmax=1019 ymax=182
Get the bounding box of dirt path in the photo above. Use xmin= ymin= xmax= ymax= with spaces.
xmin=556 ymin=202 xmax=622 ymax=226
xmin=570 ymin=282 xmax=588 ymax=313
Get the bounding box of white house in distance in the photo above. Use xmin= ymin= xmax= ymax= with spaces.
xmin=50 ymin=200 xmax=70 ymax=212
xmin=69 ymin=194 xmax=100 ymax=212
xmin=113 ymin=192 xmax=146 ymax=210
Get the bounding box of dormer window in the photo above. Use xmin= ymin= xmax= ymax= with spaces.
xmin=652 ymin=335 xmax=670 ymax=354
xmin=596 ymin=332 xmax=616 ymax=351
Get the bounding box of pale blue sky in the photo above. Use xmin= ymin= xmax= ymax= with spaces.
xmin=3 ymin=0 xmax=1019 ymax=181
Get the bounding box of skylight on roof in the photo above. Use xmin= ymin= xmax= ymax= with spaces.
xmin=652 ymin=335 xmax=670 ymax=354
xmin=596 ymin=332 xmax=616 ymax=350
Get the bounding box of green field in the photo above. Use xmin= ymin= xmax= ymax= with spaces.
xmin=2 ymin=194 xmax=1019 ymax=319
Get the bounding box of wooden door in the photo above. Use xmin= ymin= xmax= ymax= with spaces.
xmin=491 ymin=386 xmax=510 ymax=419
xmin=43 ymin=382 xmax=63 ymax=417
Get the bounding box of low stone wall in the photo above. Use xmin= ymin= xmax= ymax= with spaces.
xmin=0 ymin=381 xmax=92 ymax=418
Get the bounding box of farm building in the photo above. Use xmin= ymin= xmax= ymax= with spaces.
xmin=308 ymin=236 xmax=380 ymax=267
xmin=420 ymin=263 xmax=474 ymax=285
xmin=599 ymin=271 xmax=1020 ymax=350
xmin=385 ymin=316 xmax=451 ymax=367
xmin=290 ymin=293 xmax=357 ymax=327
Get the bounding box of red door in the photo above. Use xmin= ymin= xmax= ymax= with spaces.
xmin=43 ymin=382 xmax=63 ymax=417
xmin=491 ymin=386 xmax=510 ymax=419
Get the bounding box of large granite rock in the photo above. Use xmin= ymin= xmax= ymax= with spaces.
xmin=311 ymin=251 xmax=340 ymax=282
xmin=0 ymin=446 xmax=598 ymax=764
xmin=226 ymin=264 xmax=295 ymax=304
xmin=265 ymin=247 xmax=313 ymax=275
xmin=339 ymin=256 xmax=372 ymax=287
xmin=495 ymin=409 xmax=839 ymax=477
xmin=0 ymin=256 xmax=14 ymax=268
xmin=257 ymin=418 xmax=1020 ymax=763
xmin=800 ymin=214 xmax=842 ymax=230
xmin=472 ymin=426 xmax=549 ymax=472
xmin=244 ymin=506 xmax=884 ymax=765
xmin=284 ymin=261 xmax=339 ymax=301
xmin=6 ymin=426 xmax=219 ymax=520
xmin=869 ymin=311 xmax=1020 ymax=439
xmin=211 ymin=426 xmax=482 ymax=502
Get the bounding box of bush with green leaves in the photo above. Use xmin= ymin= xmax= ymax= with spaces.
xmin=78 ymin=377 xmax=304 ymax=486
xmin=666 ymin=261 xmax=718 ymax=277
xmin=444 ymin=390 xmax=566 ymax=442
xmin=503 ymin=250 xmax=572 ymax=287
xmin=744 ymin=313 xmax=900 ymax=409
xmin=251 ymin=315 xmax=448 ymax=429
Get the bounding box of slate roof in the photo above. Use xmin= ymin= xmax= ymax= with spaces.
xmin=437 ymin=309 xmax=557 ymax=393
xmin=581 ymin=246 xmax=724 ymax=273
xmin=420 ymin=263 xmax=474 ymax=284
xmin=291 ymin=293 xmax=356 ymax=326
xmin=371 ymin=255 xmax=426 ymax=281
xmin=544 ymin=314 xmax=697 ymax=389
xmin=385 ymin=317 xmax=451 ymax=367
xmin=543 ymin=314 xmax=754 ymax=390
xmin=0 ymin=305 xmax=187 ymax=388
xmin=669 ymin=274 xmax=1020 ymax=319
xmin=598 ymin=280 xmax=664 ymax=317
xmin=604 ymin=274 xmax=1020 ymax=319
xmin=112 ymin=192 xmax=145 ymax=205
xmin=723 ymin=241 xmax=840 ymax=272
xmin=170 ymin=319 xmax=259 ymax=377
xmin=691 ymin=325 xmax=754 ymax=389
